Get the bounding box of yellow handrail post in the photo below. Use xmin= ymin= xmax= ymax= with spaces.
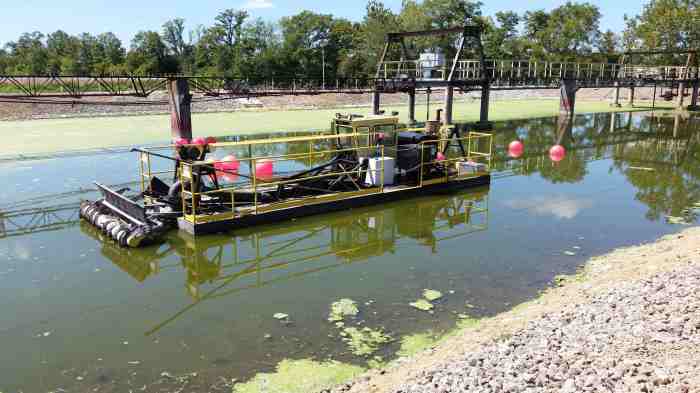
xmin=179 ymin=162 xmax=186 ymax=218
xmin=139 ymin=151 xmax=146 ymax=194
xmin=252 ymin=158 xmax=258 ymax=215
xmin=380 ymin=145 xmax=385 ymax=192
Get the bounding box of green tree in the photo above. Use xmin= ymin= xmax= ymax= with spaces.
xmin=6 ymin=32 xmax=48 ymax=74
xmin=280 ymin=11 xmax=335 ymax=79
xmin=46 ymin=30 xmax=79 ymax=74
xmin=239 ymin=18 xmax=282 ymax=79
xmin=96 ymin=32 xmax=126 ymax=74
xmin=0 ymin=48 xmax=9 ymax=73
xmin=127 ymin=31 xmax=177 ymax=74
xmin=523 ymin=3 xmax=601 ymax=60
xmin=623 ymin=0 xmax=699 ymax=53
xmin=483 ymin=11 xmax=521 ymax=58
xmin=162 ymin=18 xmax=195 ymax=72
xmin=598 ymin=30 xmax=619 ymax=54
xmin=358 ymin=0 xmax=400 ymax=75
xmin=212 ymin=9 xmax=249 ymax=75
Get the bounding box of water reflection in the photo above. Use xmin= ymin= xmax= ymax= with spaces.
xmin=82 ymin=188 xmax=489 ymax=333
xmin=492 ymin=112 xmax=696 ymax=184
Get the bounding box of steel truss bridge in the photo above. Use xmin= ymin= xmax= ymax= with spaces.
xmin=1 ymin=59 xmax=697 ymax=100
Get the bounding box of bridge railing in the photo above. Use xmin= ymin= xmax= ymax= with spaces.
xmin=378 ymin=60 xmax=700 ymax=84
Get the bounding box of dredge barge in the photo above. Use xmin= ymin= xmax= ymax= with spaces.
xmin=80 ymin=114 xmax=492 ymax=247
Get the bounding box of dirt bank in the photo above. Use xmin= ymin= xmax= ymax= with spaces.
xmin=0 ymin=87 xmax=670 ymax=122
xmin=331 ymin=226 xmax=700 ymax=393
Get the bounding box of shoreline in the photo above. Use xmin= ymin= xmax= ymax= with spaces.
xmin=326 ymin=226 xmax=700 ymax=393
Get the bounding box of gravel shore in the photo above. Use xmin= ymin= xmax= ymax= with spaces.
xmin=333 ymin=228 xmax=700 ymax=393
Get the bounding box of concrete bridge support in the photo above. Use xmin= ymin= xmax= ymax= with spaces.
xmin=408 ymin=89 xmax=417 ymax=124
xmin=559 ymin=79 xmax=577 ymax=117
xmin=372 ymin=91 xmax=381 ymax=115
xmin=443 ymin=86 xmax=454 ymax=125
xmin=677 ymin=82 xmax=686 ymax=109
xmin=627 ymin=86 xmax=635 ymax=107
xmin=476 ymin=84 xmax=491 ymax=129
xmin=688 ymin=82 xmax=699 ymax=111
xmin=610 ymin=82 xmax=621 ymax=107
xmin=167 ymin=78 xmax=193 ymax=140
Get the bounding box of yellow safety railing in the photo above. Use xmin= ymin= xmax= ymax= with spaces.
xmin=178 ymin=134 xmax=390 ymax=225
xmin=137 ymin=130 xmax=492 ymax=226
xmin=417 ymin=132 xmax=493 ymax=188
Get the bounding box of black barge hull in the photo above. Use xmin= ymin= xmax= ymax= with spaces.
xmin=178 ymin=174 xmax=490 ymax=235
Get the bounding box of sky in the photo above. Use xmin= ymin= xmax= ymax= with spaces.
xmin=0 ymin=0 xmax=645 ymax=47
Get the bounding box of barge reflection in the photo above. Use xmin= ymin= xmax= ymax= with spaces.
xmin=82 ymin=188 xmax=489 ymax=333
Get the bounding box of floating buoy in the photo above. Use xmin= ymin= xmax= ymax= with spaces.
xmin=436 ymin=152 xmax=446 ymax=161
xmin=214 ymin=155 xmax=240 ymax=172
xmin=256 ymin=159 xmax=274 ymax=180
xmin=174 ymin=137 xmax=190 ymax=146
xmin=508 ymin=140 xmax=524 ymax=158
xmin=549 ymin=145 xmax=566 ymax=162
xmin=206 ymin=136 xmax=217 ymax=144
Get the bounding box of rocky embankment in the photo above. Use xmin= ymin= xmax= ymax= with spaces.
xmin=333 ymin=228 xmax=700 ymax=393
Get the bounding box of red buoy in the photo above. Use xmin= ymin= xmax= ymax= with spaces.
xmin=255 ymin=159 xmax=274 ymax=180
xmin=549 ymin=145 xmax=566 ymax=162
xmin=174 ymin=137 xmax=190 ymax=146
xmin=214 ymin=155 xmax=240 ymax=172
xmin=192 ymin=136 xmax=207 ymax=146
xmin=508 ymin=140 xmax=524 ymax=158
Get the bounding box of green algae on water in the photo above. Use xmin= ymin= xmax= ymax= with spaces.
xmin=456 ymin=314 xmax=480 ymax=329
xmin=232 ymin=358 xmax=364 ymax=393
xmin=328 ymin=298 xmax=359 ymax=322
xmin=410 ymin=299 xmax=434 ymax=311
xmin=422 ymin=289 xmax=443 ymax=301
xmin=397 ymin=332 xmax=439 ymax=357
xmin=341 ymin=327 xmax=392 ymax=357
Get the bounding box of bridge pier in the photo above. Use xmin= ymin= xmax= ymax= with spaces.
xmin=610 ymin=82 xmax=621 ymax=107
xmin=627 ymin=86 xmax=635 ymax=107
xmin=408 ymin=89 xmax=417 ymax=124
xmin=476 ymin=84 xmax=492 ymax=130
xmin=677 ymin=82 xmax=686 ymax=109
xmin=688 ymin=82 xmax=699 ymax=111
xmin=372 ymin=91 xmax=381 ymax=115
xmin=559 ymin=79 xmax=577 ymax=117
xmin=443 ymin=86 xmax=454 ymax=125
xmin=167 ymin=78 xmax=193 ymax=140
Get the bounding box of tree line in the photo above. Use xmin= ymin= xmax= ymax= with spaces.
xmin=0 ymin=0 xmax=696 ymax=78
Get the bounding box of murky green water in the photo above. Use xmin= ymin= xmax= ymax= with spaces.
xmin=1 ymin=111 xmax=699 ymax=392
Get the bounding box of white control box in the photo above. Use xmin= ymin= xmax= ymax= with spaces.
xmin=365 ymin=157 xmax=395 ymax=186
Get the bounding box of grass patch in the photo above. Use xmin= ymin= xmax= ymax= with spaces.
xmin=232 ymin=359 xmax=364 ymax=393
xmin=1 ymin=99 xmax=674 ymax=156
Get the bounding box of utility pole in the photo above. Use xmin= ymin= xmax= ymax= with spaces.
xmin=322 ymin=45 xmax=326 ymax=90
